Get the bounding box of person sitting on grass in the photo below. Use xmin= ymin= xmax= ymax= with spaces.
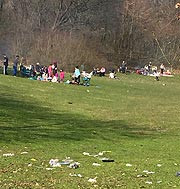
xmin=109 ymin=70 xmax=119 ymax=79
xmin=109 ymin=70 xmax=115 ymax=79
xmin=35 ymin=62 xmax=41 ymax=76
xmin=52 ymin=75 xmax=58 ymax=83
xmin=42 ymin=72 xmax=48 ymax=81
xmin=99 ymin=67 xmax=106 ymax=77
xmin=81 ymin=71 xmax=92 ymax=86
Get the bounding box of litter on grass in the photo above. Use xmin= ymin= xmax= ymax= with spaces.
xmin=157 ymin=164 xmax=162 ymax=167
xmin=92 ymin=163 xmax=101 ymax=166
xmin=31 ymin=158 xmax=37 ymax=161
xmin=82 ymin=151 xmax=114 ymax=163
xmin=60 ymin=157 xmax=74 ymax=165
xmin=21 ymin=151 xmax=28 ymax=155
xmin=3 ymin=153 xmax=14 ymax=157
xmin=100 ymin=158 xmax=114 ymax=162
xmin=49 ymin=159 xmax=61 ymax=167
xmin=68 ymin=162 xmax=80 ymax=169
xmin=49 ymin=157 xmax=74 ymax=167
xmin=126 ymin=163 xmax=132 ymax=167
xmin=145 ymin=181 xmax=153 ymax=184
xmin=143 ymin=170 xmax=155 ymax=174
xmin=69 ymin=173 xmax=83 ymax=177
xmin=88 ymin=177 xmax=97 ymax=184
xmin=83 ymin=151 xmax=111 ymax=157
xmin=137 ymin=174 xmax=147 ymax=178
xmin=83 ymin=152 xmax=90 ymax=156
xmin=46 ymin=168 xmax=55 ymax=171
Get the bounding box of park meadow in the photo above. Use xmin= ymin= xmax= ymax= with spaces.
xmin=0 ymin=73 xmax=180 ymax=189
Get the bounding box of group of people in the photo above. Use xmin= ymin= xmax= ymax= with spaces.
xmin=0 ymin=54 xmax=66 ymax=82
xmin=92 ymin=67 xmax=106 ymax=77
xmin=21 ymin=61 xmax=65 ymax=83
xmin=135 ymin=62 xmax=173 ymax=81
xmin=1 ymin=53 xmax=121 ymax=82
xmin=1 ymin=54 xmax=20 ymax=76
xmin=136 ymin=62 xmax=170 ymax=76
xmin=65 ymin=67 xmax=92 ymax=86
xmin=22 ymin=63 xmax=92 ymax=86
xmin=1 ymin=54 xmax=93 ymax=86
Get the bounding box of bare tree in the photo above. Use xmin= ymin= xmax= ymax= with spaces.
xmin=1 ymin=0 xmax=180 ymax=69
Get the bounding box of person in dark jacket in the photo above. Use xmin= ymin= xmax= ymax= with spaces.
xmin=3 ymin=54 xmax=8 ymax=75
xmin=121 ymin=60 xmax=127 ymax=74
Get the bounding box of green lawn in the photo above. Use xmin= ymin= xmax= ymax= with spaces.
xmin=0 ymin=72 xmax=180 ymax=188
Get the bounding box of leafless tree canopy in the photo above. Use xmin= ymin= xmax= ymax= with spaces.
xmin=0 ymin=0 xmax=180 ymax=70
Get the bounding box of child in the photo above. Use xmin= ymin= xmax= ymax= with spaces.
xmin=55 ymin=71 xmax=59 ymax=80
xmin=60 ymin=69 xmax=65 ymax=83
xmin=48 ymin=64 xmax=53 ymax=77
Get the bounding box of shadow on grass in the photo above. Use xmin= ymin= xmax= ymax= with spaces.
xmin=0 ymin=94 xmax=156 ymax=143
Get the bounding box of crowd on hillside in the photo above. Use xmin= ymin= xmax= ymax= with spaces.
xmin=0 ymin=54 xmax=95 ymax=86
xmin=136 ymin=62 xmax=172 ymax=76
xmin=1 ymin=54 xmax=127 ymax=78
xmin=1 ymin=54 xmax=173 ymax=85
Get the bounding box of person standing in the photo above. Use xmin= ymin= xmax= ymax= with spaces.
xmin=121 ymin=60 xmax=127 ymax=74
xmin=48 ymin=64 xmax=53 ymax=77
xmin=3 ymin=54 xmax=9 ymax=75
xmin=52 ymin=60 xmax=58 ymax=75
xmin=74 ymin=66 xmax=81 ymax=84
xmin=60 ymin=69 xmax=65 ymax=83
xmin=148 ymin=62 xmax=152 ymax=73
xmin=13 ymin=55 xmax=19 ymax=76
xmin=160 ymin=63 xmax=165 ymax=75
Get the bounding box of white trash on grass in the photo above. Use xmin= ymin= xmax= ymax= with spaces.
xmin=126 ymin=163 xmax=132 ymax=167
xmin=3 ymin=153 xmax=14 ymax=157
xmin=83 ymin=152 xmax=90 ymax=156
xmin=83 ymin=151 xmax=111 ymax=157
xmin=68 ymin=162 xmax=80 ymax=169
xmin=143 ymin=170 xmax=155 ymax=174
xmin=145 ymin=181 xmax=153 ymax=184
xmin=21 ymin=152 xmax=28 ymax=155
xmin=88 ymin=177 xmax=97 ymax=184
xmin=28 ymin=163 xmax=32 ymax=167
xmin=49 ymin=159 xmax=61 ymax=167
xmin=69 ymin=173 xmax=83 ymax=177
xmin=46 ymin=168 xmax=55 ymax=171
xmin=92 ymin=163 xmax=101 ymax=166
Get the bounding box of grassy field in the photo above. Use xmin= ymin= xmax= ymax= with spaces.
xmin=0 ymin=72 xmax=180 ymax=189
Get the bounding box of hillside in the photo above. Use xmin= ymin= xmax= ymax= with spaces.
xmin=1 ymin=73 xmax=180 ymax=188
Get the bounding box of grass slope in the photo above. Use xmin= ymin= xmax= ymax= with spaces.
xmin=0 ymin=73 xmax=180 ymax=189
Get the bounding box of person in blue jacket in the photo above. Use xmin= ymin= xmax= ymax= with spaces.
xmin=74 ymin=66 xmax=81 ymax=84
xmin=13 ymin=55 xmax=19 ymax=76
